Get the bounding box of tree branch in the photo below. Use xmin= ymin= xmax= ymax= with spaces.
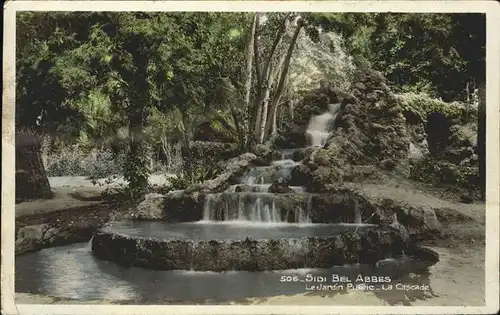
xmin=263 ymin=21 xmax=303 ymax=139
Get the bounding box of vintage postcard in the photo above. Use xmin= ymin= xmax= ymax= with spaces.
xmin=2 ymin=1 xmax=499 ymax=314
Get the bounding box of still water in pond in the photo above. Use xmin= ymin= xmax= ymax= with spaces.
xmin=103 ymin=221 xmax=376 ymax=241
xmin=16 ymin=243 xmax=434 ymax=303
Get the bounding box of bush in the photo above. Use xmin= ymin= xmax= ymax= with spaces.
xmin=43 ymin=145 xmax=124 ymax=178
xmin=169 ymin=160 xmax=223 ymax=190
xmin=397 ymin=92 xmax=472 ymax=123
xmin=409 ymin=158 xmax=478 ymax=189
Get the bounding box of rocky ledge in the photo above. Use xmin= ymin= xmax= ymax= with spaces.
xmin=15 ymin=202 xmax=134 ymax=255
xmin=91 ymin=224 xmax=436 ymax=271
xmin=134 ymin=182 xmax=443 ymax=241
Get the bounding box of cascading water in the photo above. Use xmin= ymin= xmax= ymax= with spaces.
xmin=201 ymin=152 xmax=312 ymax=224
xmin=202 ymin=191 xmax=312 ymax=224
xmin=305 ymin=103 xmax=341 ymax=147
xmin=200 ymin=101 xmax=360 ymax=226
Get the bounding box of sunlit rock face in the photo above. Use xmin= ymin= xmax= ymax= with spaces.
xmin=289 ymin=69 xmax=411 ymax=191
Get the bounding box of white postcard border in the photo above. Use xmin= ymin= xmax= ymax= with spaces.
xmin=2 ymin=1 xmax=499 ymax=314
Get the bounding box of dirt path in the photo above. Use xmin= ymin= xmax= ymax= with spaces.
xmin=15 ymin=174 xmax=173 ymax=218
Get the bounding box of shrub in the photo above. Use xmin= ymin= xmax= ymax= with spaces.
xmin=43 ymin=144 xmax=124 ymax=178
xmin=409 ymin=158 xmax=478 ymax=190
xmin=397 ymin=92 xmax=472 ymax=123
xmin=169 ymin=160 xmax=223 ymax=190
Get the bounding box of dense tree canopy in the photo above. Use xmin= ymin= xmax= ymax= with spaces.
xmin=16 ymin=11 xmax=485 ymax=199
xmin=308 ymin=13 xmax=485 ymax=101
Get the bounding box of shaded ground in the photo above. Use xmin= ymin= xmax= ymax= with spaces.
xmin=14 ymin=174 xmax=486 ymax=306
xmin=16 ymin=175 xmax=173 ymax=218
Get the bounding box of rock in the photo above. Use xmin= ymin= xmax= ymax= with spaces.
xmin=252 ymin=144 xmax=274 ymax=162
xmin=185 ymin=153 xmax=257 ymax=193
xmin=322 ymin=183 xmax=443 ymax=238
xmin=43 ymin=227 xmax=60 ymax=243
xmin=290 ymin=69 xmax=411 ymax=191
xmin=433 ymin=207 xmax=474 ymax=224
xmin=135 ymin=193 xmax=166 ymax=220
xmin=371 ymin=123 xmax=389 ymax=132
xmin=459 ymin=194 xmax=474 ymax=204
xmin=162 ymin=190 xmax=204 ymax=222
xmin=91 ymin=226 xmax=412 ymax=271
xmin=269 ymin=178 xmax=295 ymax=194
xmin=380 ymin=159 xmax=397 ymax=170
xmin=408 ymin=141 xmax=428 ymax=162
xmin=292 ymin=147 xmax=314 ymax=161
xmin=17 ymin=224 xmax=49 ymax=240
xmin=277 ymin=124 xmax=308 ymax=148
xmin=16 ymin=224 xmax=50 ymax=253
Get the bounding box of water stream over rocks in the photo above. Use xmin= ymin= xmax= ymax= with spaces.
xmin=15 ymin=103 xmax=440 ymax=302
xmin=87 ymin=104 xmax=415 ymax=273
xmin=201 ymin=103 xmax=342 ymax=225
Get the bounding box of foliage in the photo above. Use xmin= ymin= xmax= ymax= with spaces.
xmin=409 ymin=158 xmax=478 ymax=190
xmin=169 ymin=162 xmax=223 ymax=190
xmin=290 ymin=31 xmax=355 ymax=93
xmin=308 ymin=13 xmax=485 ymax=101
xmin=397 ymin=92 xmax=470 ymax=122
xmin=44 ymin=146 xmax=124 ymax=179
xmin=17 ymin=11 xmax=251 ymax=200
xmin=16 ymin=11 xmax=484 ymax=200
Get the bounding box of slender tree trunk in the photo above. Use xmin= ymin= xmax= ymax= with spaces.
xmin=247 ymin=13 xmax=262 ymax=149
xmin=253 ymin=14 xmax=289 ymax=145
xmin=258 ymin=53 xmax=286 ymax=143
xmin=263 ymin=23 xmax=303 ymax=140
xmin=289 ymin=99 xmax=295 ymax=120
xmin=272 ymin=103 xmax=279 ymax=135
xmin=257 ymin=71 xmax=271 ymax=144
xmin=243 ymin=14 xmax=257 ymax=148
xmin=477 ymin=81 xmax=486 ymax=200
xmin=260 ymin=13 xmax=290 ymax=85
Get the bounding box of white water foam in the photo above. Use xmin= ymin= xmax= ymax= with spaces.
xmin=305 ymin=103 xmax=341 ymax=147
xmin=271 ymin=159 xmax=300 ymax=167
xmin=202 ymin=193 xmax=312 ymax=224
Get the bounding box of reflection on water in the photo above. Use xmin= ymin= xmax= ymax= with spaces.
xmin=16 ymin=243 xmax=435 ymax=303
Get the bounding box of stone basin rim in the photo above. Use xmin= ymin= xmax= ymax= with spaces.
xmin=90 ymin=222 xmax=435 ymax=271
xmin=100 ymin=221 xmax=381 ymax=242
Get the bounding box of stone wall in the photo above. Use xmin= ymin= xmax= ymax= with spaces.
xmin=91 ymin=227 xmax=410 ymax=271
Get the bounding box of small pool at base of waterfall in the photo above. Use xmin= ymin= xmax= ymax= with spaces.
xmin=103 ymin=220 xmax=377 ymax=241
xmin=15 ymin=242 xmax=436 ymax=303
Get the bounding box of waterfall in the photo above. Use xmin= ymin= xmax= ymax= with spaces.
xmin=86 ymin=235 xmax=95 ymax=252
xmin=201 ymin=192 xmax=315 ymax=224
xmin=287 ymin=238 xmax=310 ymax=268
xmin=189 ymin=241 xmax=197 ymax=271
xmin=353 ymin=199 xmax=362 ymax=224
xmin=202 ymin=194 xmax=220 ymax=221
xmin=305 ymin=103 xmax=341 ymax=147
xmin=202 ymin=193 xmax=282 ymax=223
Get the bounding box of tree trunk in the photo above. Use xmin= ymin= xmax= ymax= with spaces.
xmin=272 ymin=102 xmax=279 ymax=135
xmin=246 ymin=13 xmax=262 ymax=149
xmin=124 ymin=53 xmax=151 ymax=201
xmin=263 ymin=23 xmax=303 ymax=140
xmin=243 ymin=14 xmax=257 ymax=148
xmin=253 ymin=15 xmax=289 ymax=144
xmin=259 ymin=53 xmax=286 ymax=143
xmin=15 ymin=132 xmax=53 ymax=202
xmin=477 ymin=82 xmax=486 ymax=200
